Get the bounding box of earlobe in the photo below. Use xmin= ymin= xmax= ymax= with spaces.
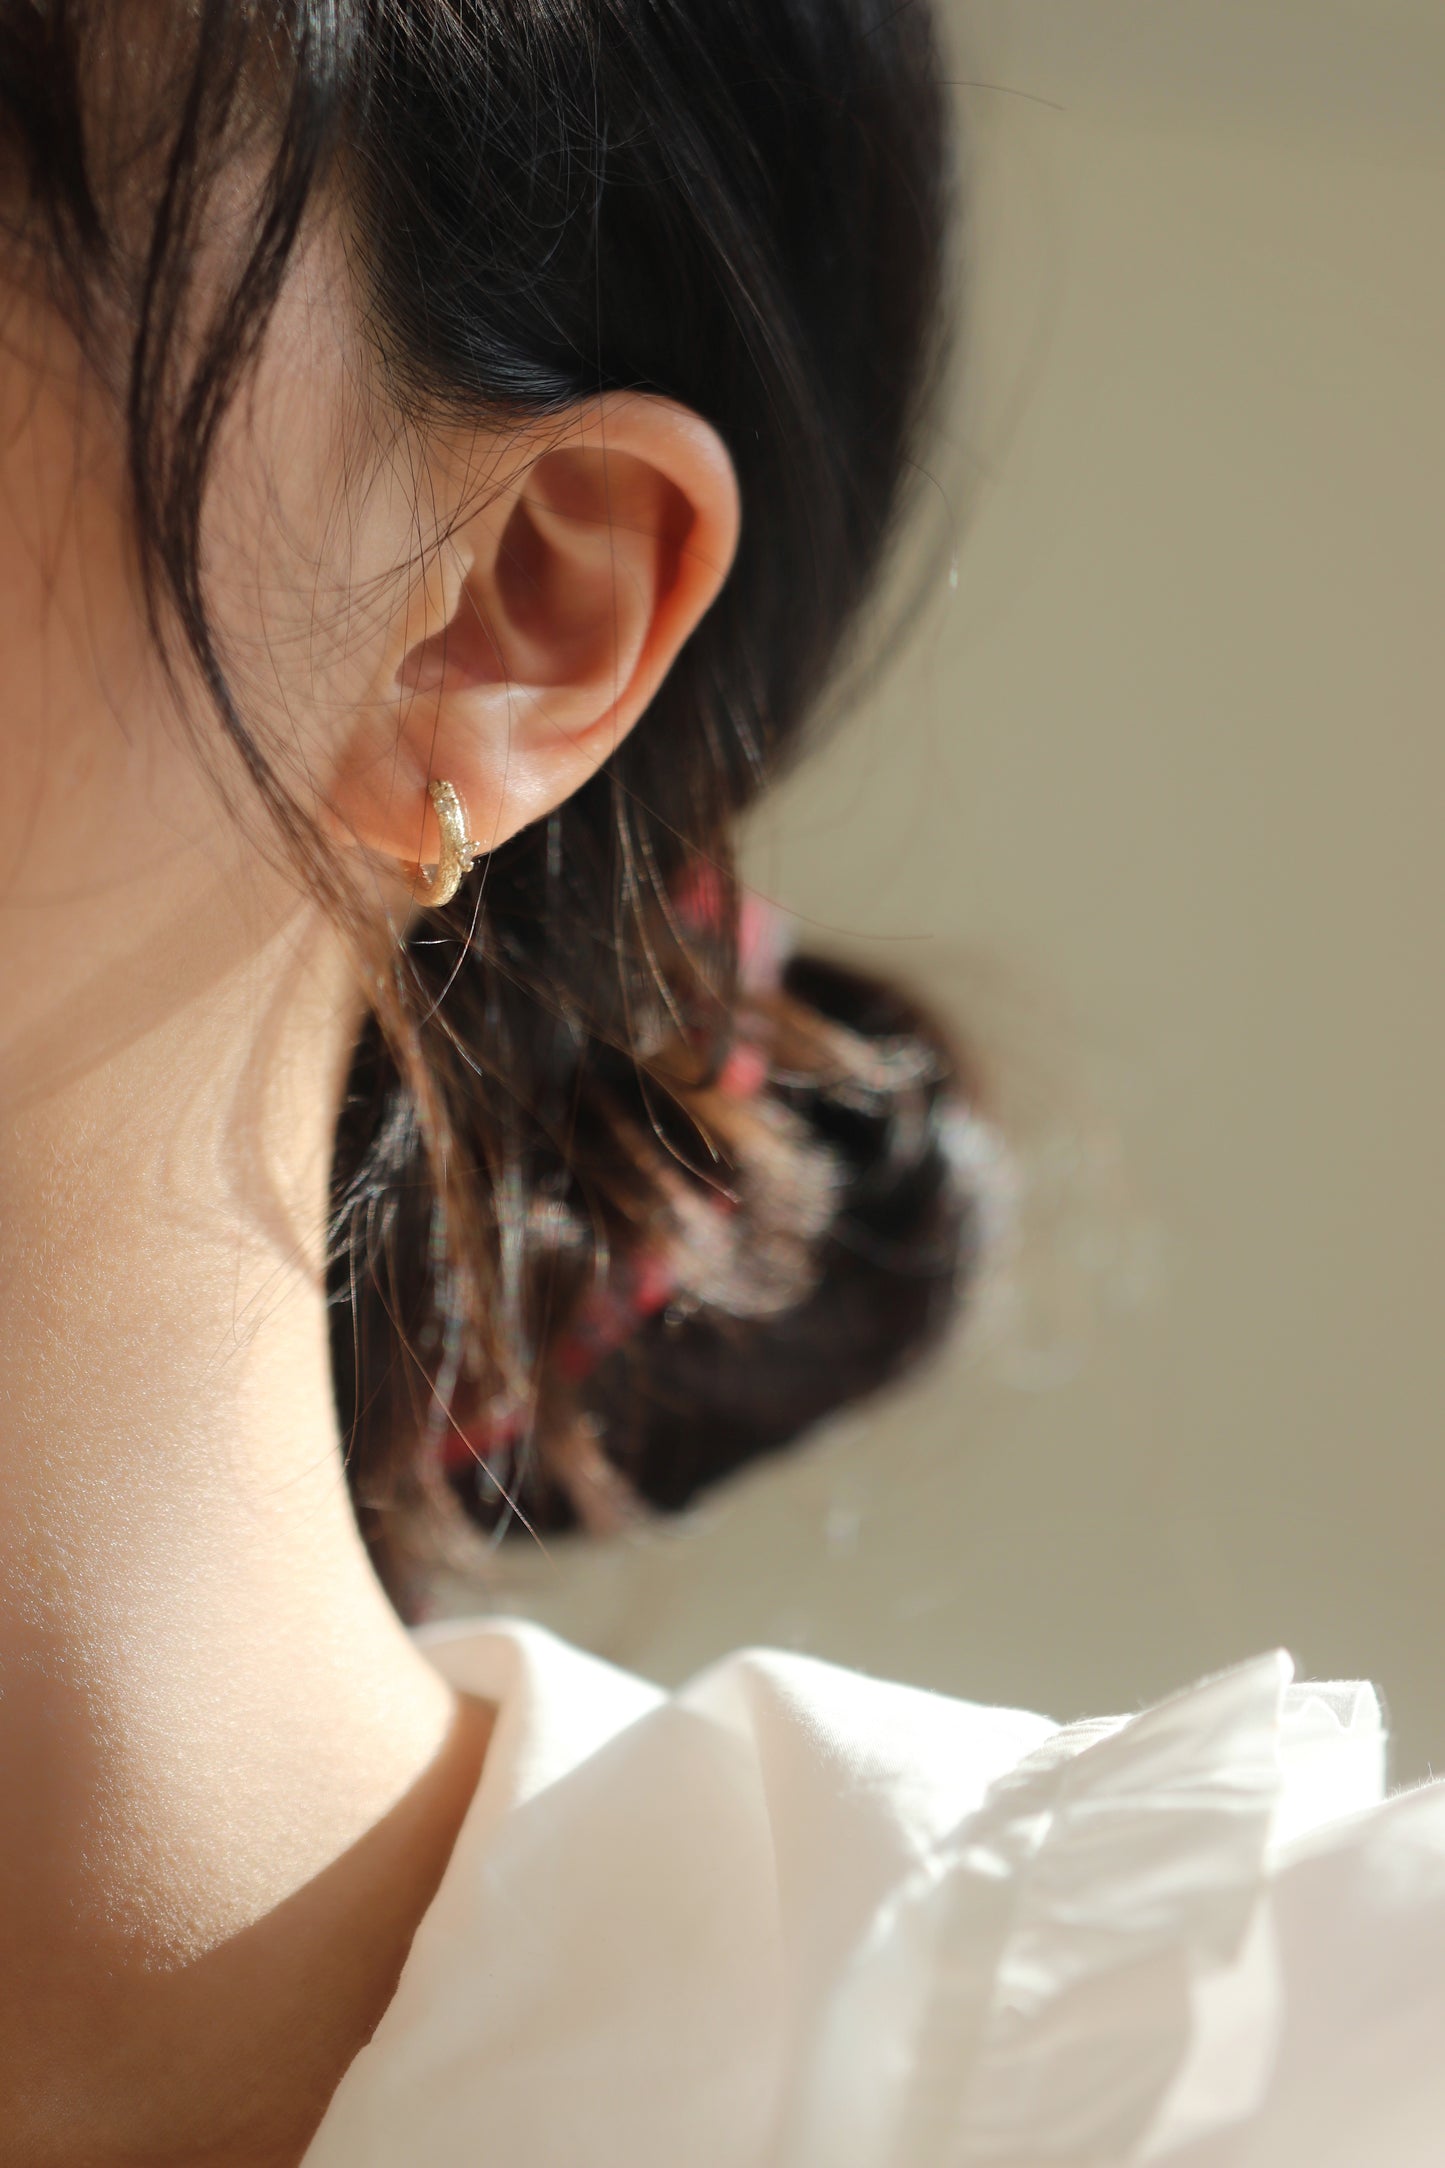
xmin=329 ymin=394 xmax=739 ymax=885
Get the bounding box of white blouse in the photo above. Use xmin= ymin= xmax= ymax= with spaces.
xmin=302 ymin=1619 xmax=1445 ymax=2166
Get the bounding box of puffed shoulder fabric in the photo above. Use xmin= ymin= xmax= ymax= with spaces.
xmin=301 ymin=1619 xmax=1445 ymax=2166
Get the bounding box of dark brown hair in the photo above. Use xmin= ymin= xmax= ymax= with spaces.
xmin=1 ymin=0 xmax=978 ymax=1610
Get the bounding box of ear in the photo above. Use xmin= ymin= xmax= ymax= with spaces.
xmin=331 ymin=394 xmax=739 ymax=892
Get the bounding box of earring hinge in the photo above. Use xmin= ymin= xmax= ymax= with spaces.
xmin=405 ymin=778 xmax=484 ymax=908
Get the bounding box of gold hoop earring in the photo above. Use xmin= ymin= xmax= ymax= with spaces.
xmin=404 ymin=779 xmax=485 ymax=909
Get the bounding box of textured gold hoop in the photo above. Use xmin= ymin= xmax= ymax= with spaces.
xmin=405 ymin=779 xmax=484 ymax=909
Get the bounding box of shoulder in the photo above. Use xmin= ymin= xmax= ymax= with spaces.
xmin=417 ymin=1613 xmax=1059 ymax=1864
xmin=308 ymin=1621 xmax=1059 ymax=2165
xmin=308 ymin=1627 xmax=1445 ymax=2167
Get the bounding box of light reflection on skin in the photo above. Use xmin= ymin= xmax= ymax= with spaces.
xmin=0 ymin=189 xmax=737 ymax=2159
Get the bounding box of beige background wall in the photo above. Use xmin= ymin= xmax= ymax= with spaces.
xmin=438 ymin=5 xmax=1445 ymax=1783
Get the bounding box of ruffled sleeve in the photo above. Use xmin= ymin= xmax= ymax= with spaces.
xmin=774 ymin=1650 xmax=1445 ymax=2167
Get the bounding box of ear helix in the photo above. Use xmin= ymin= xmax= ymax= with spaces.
xmin=402 ymin=779 xmax=485 ymax=908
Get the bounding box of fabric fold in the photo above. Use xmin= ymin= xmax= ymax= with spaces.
xmin=778 ymin=1651 xmax=1388 ymax=2167
xmin=303 ymin=1622 xmax=1425 ymax=2168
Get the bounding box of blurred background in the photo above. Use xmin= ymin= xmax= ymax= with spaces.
xmin=436 ymin=0 xmax=1445 ymax=1785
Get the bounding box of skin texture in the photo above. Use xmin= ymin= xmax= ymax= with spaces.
xmin=0 ymin=221 xmax=739 ymax=2162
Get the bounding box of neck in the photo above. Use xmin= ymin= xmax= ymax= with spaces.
xmin=0 ymin=873 xmax=488 ymax=2164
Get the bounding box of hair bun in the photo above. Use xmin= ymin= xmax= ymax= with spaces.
xmin=440 ymin=945 xmax=987 ymax=1537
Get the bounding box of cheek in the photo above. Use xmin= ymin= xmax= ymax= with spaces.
xmin=0 ymin=238 xmax=423 ymax=922
xmin=0 ymin=327 xmax=218 ymax=904
xmin=196 ymin=244 xmax=411 ymax=807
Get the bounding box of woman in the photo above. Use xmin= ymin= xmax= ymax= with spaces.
xmin=3 ymin=6 xmax=1444 ymax=2165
